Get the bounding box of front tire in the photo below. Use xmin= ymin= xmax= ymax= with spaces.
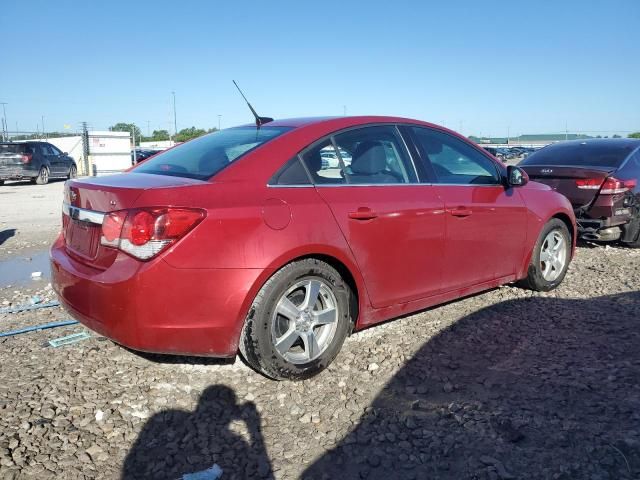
xmin=519 ymin=219 xmax=571 ymax=291
xmin=67 ymin=164 xmax=77 ymax=179
xmin=33 ymin=166 xmax=49 ymax=185
xmin=239 ymin=258 xmax=352 ymax=380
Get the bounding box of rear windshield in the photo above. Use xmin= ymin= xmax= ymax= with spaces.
xmin=134 ymin=126 xmax=292 ymax=180
xmin=0 ymin=143 xmax=27 ymax=154
xmin=520 ymin=142 xmax=636 ymax=168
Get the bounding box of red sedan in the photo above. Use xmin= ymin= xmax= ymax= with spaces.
xmin=51 ymin=116 xmax=576 ymax=380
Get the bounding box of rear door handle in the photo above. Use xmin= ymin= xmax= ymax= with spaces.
xmin=449 ymin=207 xmax=473 ymax=217
xmin=348 ymin=207 xmax=378 ymax=220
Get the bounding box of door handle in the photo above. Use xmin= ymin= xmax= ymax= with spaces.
xmin=449 ymin=207 xmax=473 ymax=217
xmin=348 ymin=207 xmax=378 ymax=220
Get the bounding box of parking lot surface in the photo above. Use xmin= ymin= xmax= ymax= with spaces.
xmin=0 ymin=180 xmax=639 ymax=479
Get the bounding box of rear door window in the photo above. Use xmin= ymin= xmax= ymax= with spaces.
xmin=300 ymin=139 xmax=347 ymax=184
xmin=333 ymin=126 xmax=417 ymax=184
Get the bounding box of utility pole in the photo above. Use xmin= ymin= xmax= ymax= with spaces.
xmin=131 ymin=126 xmax=137 ymax=165
xmin=507 ymin=126 xmax=510 ymax=146
xmin=565 ymin=121 xmax=568 ymax=141
xmin=81 ymin=122 xmax=90 ymax=176
xmin=218 ymin=115 xmax=221 ymax=131
xmin=147 ymin=120 xmax=151 ymax=138
xmin=0 ymin=103 xmax=7 ymax=141
xmin=42 ymin=116 xmax=46 ymax=140
xmin=172 ymin=91 xmax=177 ymax=139
xmin=343 ymin=105 xmax=347 ymax=116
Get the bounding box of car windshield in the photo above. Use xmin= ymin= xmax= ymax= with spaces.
xmin=520 ymin=142 xmax=636 ymax=168
xmin=134 ymin=126 xmax=292 ymax=179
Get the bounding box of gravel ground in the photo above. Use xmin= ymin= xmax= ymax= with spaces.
xmin=0 ymin=241 xmax=639 ymax=480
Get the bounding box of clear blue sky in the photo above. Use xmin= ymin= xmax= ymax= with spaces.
xmin=2 ymin=0 xmax=639 ymax=137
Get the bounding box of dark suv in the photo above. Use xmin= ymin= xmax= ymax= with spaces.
xmin=520 ymin=139 xmax=640 ymax=247
xmin=0 ymin=141 xmax=77 ymax=185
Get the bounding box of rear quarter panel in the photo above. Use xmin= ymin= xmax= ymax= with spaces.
xmin=133 ymin=181 xmax=371 ymax=328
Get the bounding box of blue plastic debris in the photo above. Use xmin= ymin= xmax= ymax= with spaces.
xmin=182 ymin=464 xmax=223 ymax=480
xmin=0 ymin=300 xmax=60 ymax=315
xmin=0 ymin=319 xmax=79 ymax=338
xmin=48 ymin=332 xmax=91 ymax=348
xmin=29 ymin=295 xmax=43 ymax=305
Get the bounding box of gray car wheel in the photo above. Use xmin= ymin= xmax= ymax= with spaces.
xmin=33 ymin=166 xmax=49 ymax=185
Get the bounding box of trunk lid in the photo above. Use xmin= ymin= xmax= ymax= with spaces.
xmin=521 ymin=165 xmax=615 ymax=209
xmin=63 ymin=173 xmax=207 ymax=268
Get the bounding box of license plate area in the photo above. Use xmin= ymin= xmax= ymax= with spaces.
xmin=66 ymin=219 xmax=100 ymax=259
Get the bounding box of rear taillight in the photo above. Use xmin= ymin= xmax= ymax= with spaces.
xmin=100 ymin=207 xmax=205 ymax=260
xmin=575 ymin=178 xmax=604 ymax=190
xmin=21 ymin=154 xmax=32 ymax=164
xmin=600 ymin=177 xmax=637 ymax=195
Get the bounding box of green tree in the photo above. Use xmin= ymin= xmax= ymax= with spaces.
xmin=109 ymin=123 xmax=141 ymax=145
xmin=629 ymin=132 xmax=640 ymax=139
xmin=149 ymin=129 xmax=170 ymax=141
xmin=175 ymin=126 xmax=207 ymax=142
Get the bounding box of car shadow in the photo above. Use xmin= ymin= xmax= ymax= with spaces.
xmin=302 ymin=291 xmax=640 ymax=479
xmin=122 ymin=384 xmax=274 ymax=480
xmin=0 ymin=229 xmax=16 ymax=246
xmin=122 ymin=347 xmax=237 ymax=366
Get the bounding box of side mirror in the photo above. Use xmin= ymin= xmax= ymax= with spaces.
xmin=63 ymin=152 xmax=68 ymax=156
xmin=507 ymin=165 xmax=528 ymax=187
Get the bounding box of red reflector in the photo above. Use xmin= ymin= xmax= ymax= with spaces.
xmin=575 ymin=178 xmax=603 ymax=190
xmin=21 ymin=154 xmax=32 ymax=164
xmin=155 ymin=210 xmax=205 ymax=239
xmin=600 ymin=177 xmax=636 ymax=195
xmin=101 ymin=211 xmax=127 ymax=242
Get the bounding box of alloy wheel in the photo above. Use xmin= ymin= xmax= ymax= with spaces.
xmin=271 ymin=278 xmax=339 ymax=364
xmin=539 ymin=230 xmax=567 ymax=281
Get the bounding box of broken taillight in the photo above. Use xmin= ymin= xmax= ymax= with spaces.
xmin=100 ymin=207 xmax=205 ymax=260
xmin=600 ymin=177 xmax=637 ymax=195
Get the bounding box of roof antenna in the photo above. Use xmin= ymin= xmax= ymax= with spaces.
xmin=232 ymin=80 xmax=273 ymax=128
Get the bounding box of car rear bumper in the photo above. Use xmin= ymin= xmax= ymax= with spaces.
xmin=50 ymin=235 xmax=267 ymax=357
xmin=0 ymin=164 xmax=37 ymax=180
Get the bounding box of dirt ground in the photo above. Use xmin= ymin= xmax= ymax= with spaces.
xmin=0 ymin=180 xmax=639 ymax=480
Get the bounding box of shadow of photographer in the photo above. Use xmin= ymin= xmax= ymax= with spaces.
xmin=122 ymin=384 xmax=274 ymax=480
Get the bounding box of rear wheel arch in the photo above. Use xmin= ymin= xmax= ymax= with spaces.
xmin=256 ymin=252 xmax=362 ymax=330
xmin=293 ymin=253 xmax=360 ymax=331
xmin=238 ymin=256 xmax=356 ymax=379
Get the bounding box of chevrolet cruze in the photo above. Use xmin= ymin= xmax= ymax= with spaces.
xmin=51 ymin=116 xmax=576 ymax=380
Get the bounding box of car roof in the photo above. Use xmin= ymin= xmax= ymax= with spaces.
xmin=236 ymin=115 xmax=440 ymax=130
xmin=542 ymin=138 xmax=640 ymax=150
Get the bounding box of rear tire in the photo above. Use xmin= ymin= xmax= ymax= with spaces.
xmin=621 ymin=214 xmax=640 ymax=248
xmin=33 ymin=166 xmax=49 ymax=185
xmin=239 ymin=258 xmax=351 ymax=381
xmin=67 ymin=164 xmax=77 ymax=179
xmin=518 ymin=219 xmax=571 ymax=292
xmin=0 ymin=180 xmax=4 ymax=186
